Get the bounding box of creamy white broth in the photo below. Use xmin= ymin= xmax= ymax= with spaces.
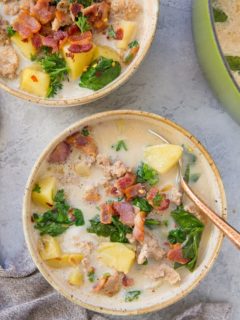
xmin=29 ymin=117 xmax=217 ymax=311
xmin=0 ymin=0 xmax=150 ymax=100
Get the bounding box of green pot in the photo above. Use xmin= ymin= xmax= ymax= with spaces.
xmin=192 ymin=0 xmax=240 ymax=123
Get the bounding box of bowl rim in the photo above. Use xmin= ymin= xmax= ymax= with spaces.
xmin=22 ymin=109 xmax=227 ymax=315
xmin=209 ymin=0 xmax=240 ymax=93
xmin=0 ymin=1 xmax=159 ymax=107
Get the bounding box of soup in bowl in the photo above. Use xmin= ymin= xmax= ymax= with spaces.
xmin=23 ymin=110 xmax=226 ymax=314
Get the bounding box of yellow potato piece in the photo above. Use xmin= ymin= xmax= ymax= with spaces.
xmin=68 ymin=269 xmax=84 ymax=286
xmin=93 ymin=45 xmax=121 ymax=63
xmin=62 ymin=43 xmax=96 ymax=80
xmin=11 ymin=33 xmax=37 ymax=59
xmin=98 ymin=242 xmax=135 ymax=274
xmin=32 ymin=176 xmax=57 ymax=207
xmin=46 ymin=253 xmax=83 ymax=268
xmin=117 ymin=20 xmax=137 ymax=50
xmin=20 ymin=66 xmax=50 ymax=97
xmin=39 ymin=235 xmax=62 ymax=261
xmin=144 ymin=144 xmax=183 ymax=174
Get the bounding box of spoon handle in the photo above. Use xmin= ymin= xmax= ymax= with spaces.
xmin=181 ymin=177 xmax=240 ymax=249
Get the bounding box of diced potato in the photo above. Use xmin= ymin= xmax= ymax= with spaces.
xmin=46 ymin=253 xmax=83 ymax=268
xmin=74 ymin=162 xmax=91 ymax=177
xmin=144 ymin=145 xmax=183 ymax=174
xmin=32 ymin=176 xmax=57 ymax=207
xmin=39 ymin=235 xmax=62 ymax=261
xmin=68 ymin=268 xmax=84 ymax=286
xmin=98 ymin=242 xmax=135 ymax=274
xmin=93 ymin=45 xmax=121 ymax=63
xmin=62 ymin=43 xmax=96 ymax=80
xmin=11 ymin=32 xmax=37 ymax=59
xmin=117 ymin=20 xmax=137 ymax=50
xmin=20 ymin=65 xmax=50 ymax=97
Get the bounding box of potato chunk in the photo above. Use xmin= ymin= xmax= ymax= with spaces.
xmin=46 ymin=253 xmax=84 ymax=268
xmin=62 ymin=44 xmax=96 ymax=80
xmin=144 ymin=145 xmax=183 ymax=174
xmin=98 ymin=242 xmax=135 ymax=274
xmin=68 ymin=269 xmax=84 ymax=286
xmin=32 ymin=176 xmax=56 ymax=207
xmin=117 ymin=20 xmax=137 ymax=50
xmin=93 ymin=45 xmax=121 ymax=63
xmin=39 ymin=235 xmax=62 ymax=260
xmin=20 ymin=65 xmax=50 ymax=97
xmin=11 ymin=32 xmax=37 ymax=59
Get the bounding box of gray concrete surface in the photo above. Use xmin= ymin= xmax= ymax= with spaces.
xmin=0 ymin=0 xmax=239 ymax=318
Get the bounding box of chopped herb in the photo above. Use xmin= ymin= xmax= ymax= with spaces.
xmin=163 ymin=220 xmax=169 ymax=227
xmin=184 ymin=163 xmax=190 ymax=183
xmin=189 ymin=173 xmax=200 ymax=183
xmin=81 ymin=126 xmax=90 ymax=136
xmin=168 ymin=205 xmax=204 ymax=271
xmin=87 ymin=215 xmax=132 ymax=243
xmin=112 ymin=140 xmax=128 ymax=151
xmin=213 ymin=7 xmax=228 ymax=22
xmin=107 ymin=25 xmax=116 ymax=39
xmin=132 ymin=197 xmax=152 ymax=213
xmin=136 ymin=162 xmax=159 ymax=186
xmin=36 ymin=53 xmax=69 ymax=97
xmin=87 ymin=269 xmax=95 ymax=282
xmin=125 ymin=290 xmax=141 ymax=302
xmin=6 ymin=25 xmax=16 ymax=37
xmin=225 ymin=56 xmax=240 ymax=71
xmin=76 ymin=14 xmax=91 ymax=33
xmin=128 ymin=40 xmax=139 ymax=48
xmin=153 ymin=192 xmax=163 ymax=206
xmin=33 ymin=183 xmax=41 ymax=193
xmin=32 ymin=190 xmax=85 ymax=237
xmin=142 ymin=259 xmax=148 ymax=265
xmin=145 ymin=218 xmax=161 ymax=229
xmin=79 ymin=57 xmax=121 ymax=91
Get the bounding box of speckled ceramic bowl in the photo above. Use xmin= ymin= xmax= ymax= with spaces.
xmin=23 ymin=110 xmax=227 ymax=315
xmin=193 ymin=0 xmax=240 ymax=123
xmin=0 ymin=1 xmax=159 ymax=107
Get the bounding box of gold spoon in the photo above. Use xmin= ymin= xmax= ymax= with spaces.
xmin=148 ymin=129 xmax=240 ymax=249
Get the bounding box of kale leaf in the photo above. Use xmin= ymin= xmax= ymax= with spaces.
xmin=136 ymin=162 xmax=159 ymax=186
xmin=132 ymin=197 xmax=152 ymax=213
xmin=87 ymin=215 xmax=132 ymax=243
xmin=145 ymin=218 xmax=161 ymax=229
xmin=125 ymin=290 xmax=141 ymax=302
xmin=225 ymin=56 xmax=240 ymax=71
xmin=32 ymin=190 xmax=84 ymax=237
xmin=213 ymin=7 xmax=228 ymax=23
xmin=79 ymin=57 xmax=121 ymax=91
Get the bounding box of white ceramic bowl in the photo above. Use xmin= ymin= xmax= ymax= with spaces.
xmin=23 ymin=110 xmax=227 ymax=315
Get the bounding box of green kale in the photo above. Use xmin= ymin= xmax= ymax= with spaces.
xmin=81 ymin=126 xmax=90 ymax=136
xmin=145 ymin=218 xmax=161 ymax=229
xmin=168 ymin=205 xmax=204 ymax=271
xmin=112 ymin=140 xmax=128 ymax=151
xmin=153 ymin=192 xmax=163 ymax=206
xmin=77 ymin=0 xmax=93 ymax=7
xmin=87 ymin=215 xmax=132 ymax=243
xmin=33 ymin=184 xmax=41 ymax=193
xmin=136 ymin=162 xmax=159 ymax=186
xmin=182 ymin=146 xmax=200 ymax=184
xmin=6 ymin=26 xmax=16 ymax=37
xmin=132 ymin=197 xmax=152 ymax=213
xmin=213 ymin=7 xmax=228 ymax=22
xmin=79 ymin=57 xmax=121 ymax=91
xmin=125 ymin=290 xmax=141 ymax=302
xmin=225 ymin=56 xmax=240 ymax=71
xmin=32 ymin=190 xmax=84 ymax=237
xmin=128 ymin=40 xmax=139 ymax=48
xmin=107 ymin=25 xmax=116 ymax=39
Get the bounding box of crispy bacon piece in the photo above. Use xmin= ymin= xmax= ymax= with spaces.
xmin=167 ymin=243 xmax=190 ymax=265
xmin=93 ymin=275 xmax=108 ymax=293
xmin=68 ymin=43 xmax=93 ymax=53
xmin=122 ymin=275 xmax=134 ymax=287
xmin=48 ymin=141 xmax=71 ymax=164
xmin=117 ymin=172 xmax=136 ymax=191
xmin=42 ymin=35 xmax=58 ymax=52
xmin=13 ymin=10 xmax=41 ymax=39
xmin=115 ymin=28 xmax=123 ymax=40
xmin=93 ymin=272 xmax=122 ymax=296
xmin=70 ymin=2 xmax=82 ymax=17
xmin=133 ymin=211 xmax=145 ymax=243
xmin=32 ymin=33 xmax=42 ymax=49
xmin=69 ymin=31 xmax=92 ymax=44
xmin=31 ymin=0 xmax=55 ymax=25
xmin=112 ymin=201 xmax=135 ymax=226
xmin=124 ymin=183 xmax=146 ymax=201
xmin=67 ymin=24 xmax=79 ymax=36
xmin=82 ymin=1 xmax=110 ymax=31
xmin=147 ymin=187 xmax=170 ymax=211
xmin=100 ymin=203 xmax=114 ymax=224
xmin=66 ymin=132 xmax=98 ymax=158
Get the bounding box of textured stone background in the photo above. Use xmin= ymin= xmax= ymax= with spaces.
xmin=0 ymin=0 xmax=239 ymax=318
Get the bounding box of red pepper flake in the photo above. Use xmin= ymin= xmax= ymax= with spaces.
xmin=115 ymin=28 xmax=123 ymax=40
xmin=31 ymin=75 xmax=38 ymax=82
